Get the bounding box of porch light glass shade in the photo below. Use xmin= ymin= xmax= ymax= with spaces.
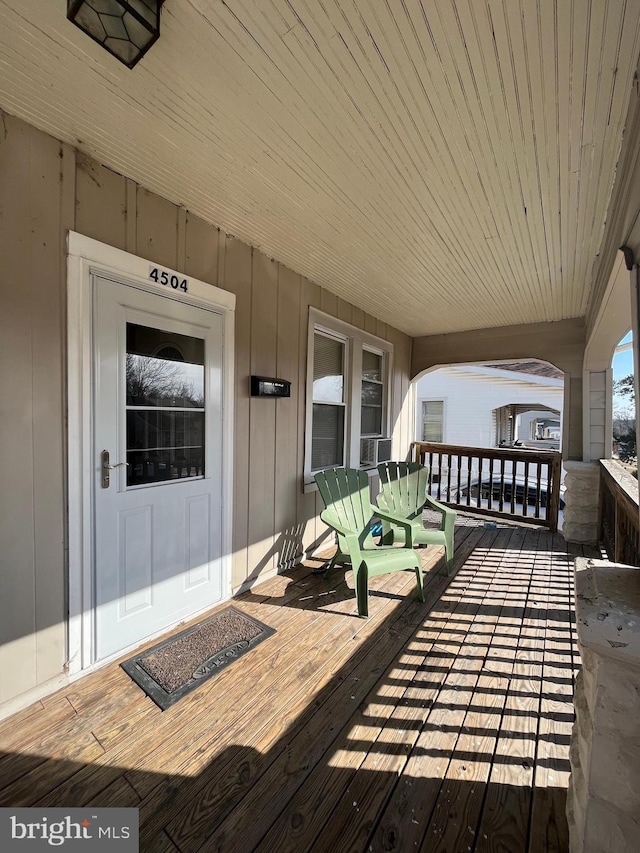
xmin=67 ymin=0 xmax=163 ymax=68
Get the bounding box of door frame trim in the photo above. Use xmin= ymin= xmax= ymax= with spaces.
xmin=67 ymin=231 xmax=236 ymax=676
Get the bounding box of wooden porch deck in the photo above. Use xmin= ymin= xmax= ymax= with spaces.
xmin=0 ymin=519 xmax=595 ymax=852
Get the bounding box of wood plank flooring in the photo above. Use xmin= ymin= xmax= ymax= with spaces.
xmin=0 ymin=518 xmax=595 ymax=852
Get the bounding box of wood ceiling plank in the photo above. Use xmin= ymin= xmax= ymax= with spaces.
xmin=504 ymin=0 xmax=554 ymax=317
xmin=360 ymin=0 xmax=524 ymax=320
xmin=1 ymin=0 xmax=639 ymax=335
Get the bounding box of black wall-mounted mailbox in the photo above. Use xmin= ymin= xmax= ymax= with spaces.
xmin=250 ymin=376 xmax=291 ymax=397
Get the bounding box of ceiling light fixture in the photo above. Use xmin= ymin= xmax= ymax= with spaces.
xmin=67 ymin=1 xmax=165 ymax=69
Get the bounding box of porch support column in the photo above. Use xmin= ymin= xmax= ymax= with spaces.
xmin=582 ymin=369 xmax=613 ymax=462
xmin=564 ymin=366 xmax=611 ymax=541
xmin=562 ymin=461 xmax=599 ymax=542
xmin=562 ymin=369 xmax=583 ymax=460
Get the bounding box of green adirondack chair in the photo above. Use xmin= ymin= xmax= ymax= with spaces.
xmin=314 ymin=467 xmax=425 ymax=617
xmin=376 ymin=461 xmax=456 ymax=575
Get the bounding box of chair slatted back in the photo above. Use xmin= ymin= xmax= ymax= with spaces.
xmin=377 ymin=461 xmax=429 ymax=517
xmin=315 ymin=467 xmax=376 ymax=546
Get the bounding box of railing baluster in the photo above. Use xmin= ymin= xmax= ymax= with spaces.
xmin=535 ymin=461 xmax=542 ymax=519
xmin=523 ymin=460 xmax=529 ymax=518
xmin=446 ymin=453 xmax=452 ymax=502
xmin=499 ymin=457 xmax=505 ymax=512
xmin=488 ymin=458 xmax=494 ymax=511
xmin=466 ymin=455 xmax=472 ymax=507
xmin=546 ymin=456 xmax=562 ymax=533
xmin=436 ymin=452 xmax=442 ymax=501
xmin=510 ymin=458 xmax=516 ymax=514
xmin=476 ymin=457 xmax=483 ymax=509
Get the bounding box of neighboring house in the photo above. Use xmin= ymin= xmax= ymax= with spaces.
xmin=415 ymin=362 xmax=565 ymax=515
xmin=415 ymin=362 xmax=564 ymax=451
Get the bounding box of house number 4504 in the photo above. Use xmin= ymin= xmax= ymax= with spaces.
xmin=149 ymin=266 xmax=189 ymax=292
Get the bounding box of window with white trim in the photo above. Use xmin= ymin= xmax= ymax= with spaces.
xmin=422 ymin=400 xmax=444 ymax=442
xmin=305 ymin=310 xmax=392 ymax=483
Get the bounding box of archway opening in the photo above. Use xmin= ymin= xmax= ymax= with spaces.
xmin=612 ymin=330 xmax=635 ymax=466
xmin=411 ymin=359 xmax=565 ymax=529
xmin=414 ymin=359 xmax=564 ymax=454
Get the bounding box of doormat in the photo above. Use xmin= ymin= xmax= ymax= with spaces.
xmin=120 ymin=606 xmax=275 ymax=710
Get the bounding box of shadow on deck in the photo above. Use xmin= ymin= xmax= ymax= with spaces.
xmin=0 ymin=517 xmax=596 ymax=852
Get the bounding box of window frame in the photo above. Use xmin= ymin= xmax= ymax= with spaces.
xmin=304 ymin=309 xmax=393 ymax=488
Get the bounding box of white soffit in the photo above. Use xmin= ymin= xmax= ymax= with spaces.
xmin=1 ymin=0 xmax=639 ymax=337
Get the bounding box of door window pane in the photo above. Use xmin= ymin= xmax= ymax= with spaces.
xmin=126 ymin=324 xmax=204 ymax=408
xmin=126 ymin=323 xmax=205 ymax=485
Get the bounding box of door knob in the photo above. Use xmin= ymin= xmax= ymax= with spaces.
xmin=101 ymin=450 xmax=129 ymax=488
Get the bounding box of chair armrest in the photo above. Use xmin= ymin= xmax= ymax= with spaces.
xmin=374 ymin=507 xmax=416 ymax=548
xmin=319 ymin=511 xmax=363 ymax=560
xmin=423 ymin=495 xmax=456 ymax=535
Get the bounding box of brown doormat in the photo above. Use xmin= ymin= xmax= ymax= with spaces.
xmin=120 ymin=606 xmax=275 ymax=710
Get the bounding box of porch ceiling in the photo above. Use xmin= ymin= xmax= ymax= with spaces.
xmin=1 ymin=1 xmax=639 ymax=336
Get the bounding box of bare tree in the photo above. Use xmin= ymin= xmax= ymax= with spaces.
xmin=612 ymin=379 xmax=636 ymax=462
xmin=126 ymin=355 xmax=202 ymax=406
xmin=614 ymin=373 xmax=635 ymax=404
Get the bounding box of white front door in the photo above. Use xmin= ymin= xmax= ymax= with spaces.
xmin=93 ymin=274 xmax=225 ymax=661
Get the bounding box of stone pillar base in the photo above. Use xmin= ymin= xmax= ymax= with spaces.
xmin=563 ymin=462 xmax=599 ymax=542
xmin=568 ymin=558 xmax=640 ymax=852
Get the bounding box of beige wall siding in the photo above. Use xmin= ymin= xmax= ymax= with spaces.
xmin=74 ymin=155 xmax=415 ymax=592
xmin=0 ymin=116 xmax=72 ymax=703
xmin=0 ymin=112 xmax=413 ymax=705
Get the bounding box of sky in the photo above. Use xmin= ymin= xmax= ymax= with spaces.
xmin=612 ymin=330 xmax=634 ymax=414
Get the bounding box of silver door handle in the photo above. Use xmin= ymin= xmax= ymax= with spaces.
xmin=101 ymin=450 xmax=128 ymax=488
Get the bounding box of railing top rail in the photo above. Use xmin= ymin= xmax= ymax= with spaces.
xmin=412 ymin=441 xmax=561 ymax=464
xmin=600 ymin=459 xmax=640 ymax=508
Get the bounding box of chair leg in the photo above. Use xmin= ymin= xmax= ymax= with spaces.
xmin=354 ymin=563 xmax=369 ymax=617
xmin=314 ymin=550 xmax=343 ymax=576
xmin=326 ymin=551 xmax=342 ymax=574
xmin=414 ymin=565 xmax=425 ymax=602
xmin=445 ymin=536 xmax=454 ymax=576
